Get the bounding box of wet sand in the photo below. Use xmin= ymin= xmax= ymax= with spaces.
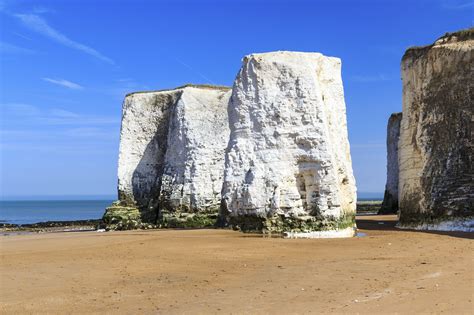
xmin=1 ymin=215 xmax=473 ymax=314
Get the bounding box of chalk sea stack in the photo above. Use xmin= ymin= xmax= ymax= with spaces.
xmin=159 ymin=86 xmax=231 ymax=227
xmin=103 ymin=51 xmax=358 ymax=237
xmin=379 ymin=112 xmax=402 ymax=214
xmin=221 ymin=52 xmax=357 ymax=238
xmin=103 ymin=85 xmax=231 ymax=229
xmin=398 ymin=28 xmax=474 ymax=231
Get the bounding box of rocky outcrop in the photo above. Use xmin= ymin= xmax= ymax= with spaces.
xmin=104 ymin=51 xmax=358 ymax=236
xmin=159 ymin=86 xmax=231 ymax=227
xmin=220 ymin=51 xmax=357 ymax=238
xmin=379 ymin=112 xmax=402 ymax=214
xmin=103 ymin=85 xmax=231 ymax=229
xmin=398 ymin=29 xmax=474 ymax=231
xmin=114 ymin=89 xmax=179 ymax=223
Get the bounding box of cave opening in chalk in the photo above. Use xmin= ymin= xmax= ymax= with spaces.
xmin=296 ymin=173 xmax=308 ymax=209
xmin=296 ymin=171 xmax=320 ymax=212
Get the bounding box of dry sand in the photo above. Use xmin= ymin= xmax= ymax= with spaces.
xmin=1 ymin=215 xmax=473 ymax=314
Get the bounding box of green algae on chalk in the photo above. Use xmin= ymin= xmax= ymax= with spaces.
xmin=225 ymin=213 xmax=356 ymax=235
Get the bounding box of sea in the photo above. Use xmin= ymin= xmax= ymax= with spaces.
xmin=0 ymin=193 xmax=383 ymax=225
xmin=0 ymin=196 xmax=115 ymax=225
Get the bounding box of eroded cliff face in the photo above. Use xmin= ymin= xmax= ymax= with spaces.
xmin=398 ymin=29 xmax=474 ymax=231
xmin=379 ymin=112 xmax=402 ymax=215
xmin=103 ymin=85 xmax=231 ymax=229
xmin=116 ymin=90 xmax=179 ymax=222
xmin=159 ymin=87 xmax=231 ymax=227
xmin=103 ymin=52 xmax=358 ymax=235
xmin=221 ymin=51 xmax=357 ymax=238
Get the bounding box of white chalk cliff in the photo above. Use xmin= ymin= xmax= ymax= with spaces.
xmin=221 ymin=51 xmax=357 ymax=237
xmin=379 ymin=112 xmax=402 ymax=214
xmin=116 ymin=89 xmax=178 ymax=221
xmin=398 ymin=29 xmax=473 ymax=231
xmin=104 ymin=85 xmax=231 ymax=228
xmin=159 ymin=87 xmax=231 ymax=222
xmin=104 ymin=51 xmax=358 ymax=236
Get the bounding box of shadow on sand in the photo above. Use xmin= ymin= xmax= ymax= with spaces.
xmin=356 ymin=215 xmax=474 ymax=240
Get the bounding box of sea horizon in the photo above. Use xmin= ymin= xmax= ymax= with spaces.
xmin=0 ymin=193 xmax=383 ymax=225
xmin=0 ymin=192 xmax=384 ymax=201
xmin=0 ymin=194 xmax=117 ymax=201
xmin=0 ymin=199 xmax=114 ymax=225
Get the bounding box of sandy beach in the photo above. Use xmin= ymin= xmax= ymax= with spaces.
xmin=1 ymin=215 xmax=472 ymax=314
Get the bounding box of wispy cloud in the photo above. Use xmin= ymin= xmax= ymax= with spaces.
xmin=174 ymin=57 xmax=215 ymax=84
xmin=0 ymin=139 xmax=117 ymax=154
xmin=1 ymin=127 xmax=116 ymax=141
xmin=116 ymin=78 xmax=134 ymax=83
xmin=14 ymin=13 xmax=114 ymax=64
xmin=0 ymin=41 xmax=35 ymax=54
xmin=350 ymin=74 xmax=390 ymax=83
xmin=1 ymin=103 xmax=40 ymax=116
xmin=12 ymin=32 xmax=33 ymax=41
xmin=49 ymin=109 xmax=80 ymax=118
xmin=42 ymin=77 xmax=83 ymax=90
xmin=441 ymin=1 xmax=473 ymax=9
xmin=2 ymin=103 xmax=119 ymax=126
xmin=105 ymin=78 xmax=151 ymax=100
xmin=1 ymin=103 xmax=119 ymax=153
xmin=64 ymin=127 xmax=115 ymax=139
xmin=32 ymin=6 xmax=55 ymax=14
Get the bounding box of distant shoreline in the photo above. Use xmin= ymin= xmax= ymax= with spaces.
xmin=1 ymin=219 xmax=101 ymax=235
xmin=0 ymin=199 xmax=113 ymax=226
xmin=1 ymin=199 xmax=382 ymax=234
xmin=0 ymin=193 xmax=384 ymax=201
xmin=0 ymin=195 xmax=116 ymax=201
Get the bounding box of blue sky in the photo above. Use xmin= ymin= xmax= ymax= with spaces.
xmin=0 ymin=0 xmax=471 ymax=198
